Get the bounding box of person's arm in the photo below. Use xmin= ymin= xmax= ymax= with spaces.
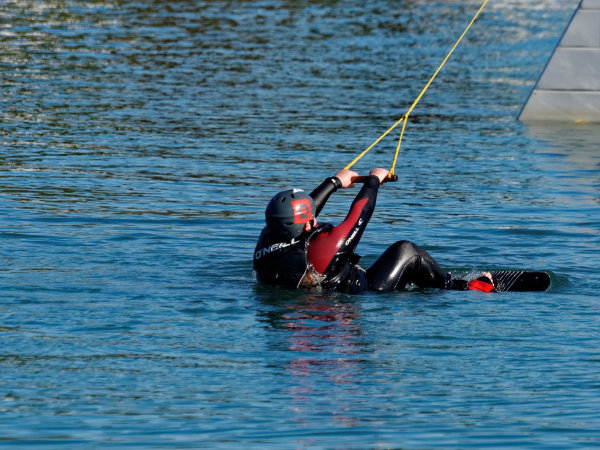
xmin=307 ymin=175 xmax=381 ymax=275
xmin=309 ymin=169 xmax=358 ymax=217
xmin=309 ymin=177 xmax=341 ymax=218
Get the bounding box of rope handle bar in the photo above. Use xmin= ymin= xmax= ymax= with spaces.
xmin=351 ymin=174 xmax=398 ymax=183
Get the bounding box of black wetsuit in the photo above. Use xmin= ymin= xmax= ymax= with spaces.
xmin=254 ymin=175 xmax=452 ymax=293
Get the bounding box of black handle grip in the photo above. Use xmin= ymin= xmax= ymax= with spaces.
xmin=351 ymin=174 xmax=398 ymax=183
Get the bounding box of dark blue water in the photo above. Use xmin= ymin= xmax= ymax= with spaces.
xmin=2 ymin=0 xmax=599 ymax=447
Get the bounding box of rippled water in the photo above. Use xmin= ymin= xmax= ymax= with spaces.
xmin=2 ymin=0 xmax=599 ymax=447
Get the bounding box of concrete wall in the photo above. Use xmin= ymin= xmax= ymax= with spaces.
xmin=519 ymin=0 xmax=600 ymax=122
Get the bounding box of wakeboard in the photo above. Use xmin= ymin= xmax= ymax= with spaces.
xmin=468 ymin=270 xmax=551 ymax=292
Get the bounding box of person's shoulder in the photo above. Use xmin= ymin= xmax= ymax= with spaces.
xmin=308 ymin=222 xmax=333 ymax=238
xmin=255 ymin=226 xmax=271 ymax=246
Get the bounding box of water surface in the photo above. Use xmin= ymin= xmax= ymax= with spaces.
xmin=1 ymin=0 xmax=599 ymax=447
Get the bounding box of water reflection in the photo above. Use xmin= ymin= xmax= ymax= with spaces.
xmin=525 ymin=121 xmax=600 ymax=206
xmin=256 ymin=288 xmax=369 ymax=425
xmin=525 ymin=122 xmax=600 ymax=170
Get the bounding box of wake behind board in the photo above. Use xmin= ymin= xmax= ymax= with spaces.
xmin=489 ymin=270 xmax=550 ymax=292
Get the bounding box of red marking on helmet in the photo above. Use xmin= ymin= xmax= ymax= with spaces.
xmin=291 ymin=199 xmax=313 ymax=224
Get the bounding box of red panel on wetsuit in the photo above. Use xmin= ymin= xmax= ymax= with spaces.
xmin=307 ymin=198 xmax=368 ymax=274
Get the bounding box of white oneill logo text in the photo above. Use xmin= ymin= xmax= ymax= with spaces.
xmin=345 ymin=218 xmax=363 ymax=246
xmin=255 ymin=238 xmax=299 ymax=259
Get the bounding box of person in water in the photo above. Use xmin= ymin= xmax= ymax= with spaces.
xmin=254 ymin=167 xmax=492 ymax=293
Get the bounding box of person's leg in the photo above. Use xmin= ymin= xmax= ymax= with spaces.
xmin=366 ymin=240 xmax=450 ymax=291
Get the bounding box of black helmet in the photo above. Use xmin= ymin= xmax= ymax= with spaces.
xmin=265 ymin=189 xmax=315 ymax=240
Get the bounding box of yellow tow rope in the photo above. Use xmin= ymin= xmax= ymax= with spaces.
xmin=345 ymin=0 xmax=489 ymax=178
